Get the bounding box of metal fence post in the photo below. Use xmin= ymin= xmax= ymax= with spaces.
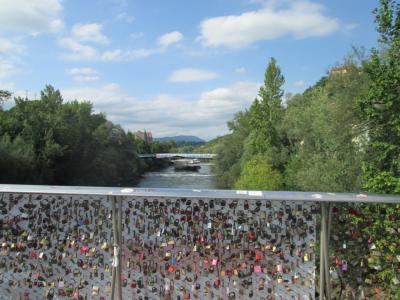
xmin=320 ymin=202 xmax=332 ymax=300
xmin=117 ymin=196 xmax=123 ymax=299
xmin=320 ymin=202 xmax=326 ymax=299
xmin=324 ymin=203 xmax=332 ymax=299
xmin=111 ymin=196 xmax=122 ymax=300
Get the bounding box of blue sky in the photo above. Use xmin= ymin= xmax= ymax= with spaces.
xmin=0 ymin=0 xmax=380 ymax=140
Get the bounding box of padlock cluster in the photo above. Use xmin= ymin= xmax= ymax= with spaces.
xmin=120 ymin=198 xmax=317 ymax=300
xmin=0 ymin=193 xmax=317 ymax=300
xmin=0 ymin=193 xmax=114 ymax=300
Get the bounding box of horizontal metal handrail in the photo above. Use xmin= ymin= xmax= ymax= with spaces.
xmin=0 ymin=184 xmax=399 ymax=203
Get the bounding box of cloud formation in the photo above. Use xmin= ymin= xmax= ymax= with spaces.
xmin=199 ymin=0 xmax=339 ymax=48
xmin=0 ymin=38 xmax=24 ymax=80
xmin=71 ymin=23 xmax=110 ymax=45
xmin=0 ymin=0 xmax=64 ymax=35
xmin=59 ymin=23 xmax=166 ymax=61
xmin=158 ymin=31 xmax=183 ymax=47
xmin=62 ymin=81 xmax=259 ymax=139
xmin=169 ymin=68 xmax=220 ymax=82
xmin=66 ymin=67 xmax=101 ymax=82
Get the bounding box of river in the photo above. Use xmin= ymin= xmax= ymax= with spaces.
xmin=137 ymin=163 xmax=216 ymax=189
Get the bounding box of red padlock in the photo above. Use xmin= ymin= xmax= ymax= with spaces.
xmin=214 ymin=277 xmax=221 ymax=288
xmin=335 ymin=257 xmax=342 ymax=266
xmin=131 ymin=280 xmax=137 ymax=288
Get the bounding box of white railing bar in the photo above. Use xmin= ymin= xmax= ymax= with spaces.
xmin=0 ymin=184 xmax=399 ymax=203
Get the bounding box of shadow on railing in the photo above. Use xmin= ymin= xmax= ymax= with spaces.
xmin=0 ymin=184 xmax=399 ymax=300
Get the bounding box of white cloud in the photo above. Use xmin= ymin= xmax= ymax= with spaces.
xmin=62 ymin=83 xmax=133 ymax=106
xmin=59 ymin=38 xmax=99 ymax=61
xmin=198 ymin=0 xmax=339 ymax=49
xmin=0 ymin=39 xmax=24 ymax=80
xmin=59 ymin=23 xmax=164 ymax=62
xmin=71 ymin=23 xmax=110 ymax=45
xmin=158 ymin=31 xmax=183 ymax=47
xmin=0 ymin=1 xmax=63 ymax=81
xmin=66 ymin=67 xmax=101 ymax=82
xmin=196 ymin=82 xmax=259 ymax=118
xmin=235 ymin=67 xmax=246 ymax=74
xmin=115 ymin=12 xmax=135 ymax=23
xmin=61 ymin=81 xmax=259 ymax=139
xmin=0 ymin=0 xmax=64 ymax=35
xmin=59 ymin=38 xmax=165 ymax=62
xmin=169 ymin=68 xmax=220 ymax=83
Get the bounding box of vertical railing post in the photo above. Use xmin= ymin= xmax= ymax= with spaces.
xmin=324 ymin=203 xmax=332 ymax=299
xmin=320 ymin=202 xmax=332 ymax=300
xmin=117 ymin=196 xmax=123 ymax=299
xmin=111 ymin=195 xmax=122 ymax=300
xmin=320 ymin=202 xmax=326 ymax=299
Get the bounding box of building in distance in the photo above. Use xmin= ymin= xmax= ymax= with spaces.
xmin=134 ymin=130 xmax=153 ymax=143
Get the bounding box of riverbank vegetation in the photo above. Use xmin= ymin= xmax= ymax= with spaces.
xmin=0 ymin=86 xmax=174 ymax=186
xmin=212 ymin=0 xmax=400 ymax=297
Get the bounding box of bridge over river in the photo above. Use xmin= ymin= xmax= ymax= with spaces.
xmin=138 ymin=153 xmax=215 ymax=159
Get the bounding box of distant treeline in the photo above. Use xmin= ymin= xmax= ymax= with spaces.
xmin=210 ymin=0 xmax=399 ymax=296
xmin=0 ymin=86 xmax=174 ymax=186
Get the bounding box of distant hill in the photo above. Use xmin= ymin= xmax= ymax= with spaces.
xmin=155 ymin=135 xmax=205 ymax=143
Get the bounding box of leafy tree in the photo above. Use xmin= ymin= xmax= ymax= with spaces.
xmin=213 ymin=111 xmax=251 ymax=188
xmin=0 ymin=135 xmax=36 ymax=183
xmin=234 ymin=154 xmax=282 ymax=190
xmin=283 ymin=64 xmax=368 ymax=192
xmin=247 ymin=58 xmax=285 ymax=156
xmin=359 ymin=0 xmax=400 ymax=193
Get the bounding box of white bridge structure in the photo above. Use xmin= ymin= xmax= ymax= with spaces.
xmin=138 ymin=153 xmax=215 ymax=159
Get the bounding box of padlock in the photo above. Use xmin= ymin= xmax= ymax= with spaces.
xmin=342 ymin=260 xmax=348 ymax=272
xmin=175 ymin=269 xmax=180 ymax=280
xmin=105 ymin=281 xmax=112 ymax=293
xmin=330 ymin=267 xmax=339 ymax=279
xmin=276 ymin=263 xmax=283 ymax=272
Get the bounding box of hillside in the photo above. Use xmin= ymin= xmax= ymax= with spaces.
xmin=155 ymin=135 xmax=205 ymax=143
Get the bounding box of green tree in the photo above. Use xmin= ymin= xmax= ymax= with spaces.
xmin=213 ymin=111 xmax=251 ymax=188
xmin=0 ymin=135 xmax=36 ymax=183
xmin=258 ymin=57 xmax=285 ymax=123
xmin=359 ymin=0 xmax=400 ymax=193
xmin=283 ymin=64 xmax=368 ymax=192
xmin=247 ymin=58 xmax=285 ymax=155
xmin=234 ymin=154 xmax=282 ymax=190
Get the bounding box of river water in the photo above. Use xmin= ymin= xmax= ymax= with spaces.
xmin=137 ymin=163 xmax=216 ymax=189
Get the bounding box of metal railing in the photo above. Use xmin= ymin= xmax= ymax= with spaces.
xmin=0 ymin=184 xmax=399 ymax=300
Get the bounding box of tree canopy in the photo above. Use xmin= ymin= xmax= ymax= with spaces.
xmin=0 ymin=85 xmax=173 ymax=186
